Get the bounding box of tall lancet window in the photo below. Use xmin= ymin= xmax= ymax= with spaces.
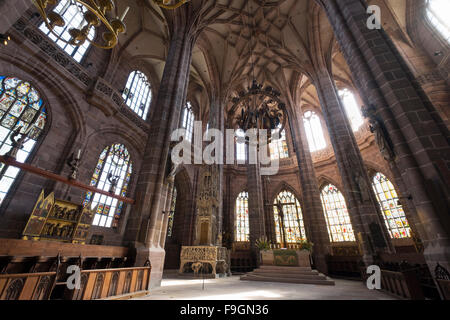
xmin=371 ymin=172 xmax=411 ymax=239
xmin=273 ymin=190 xmax=306 ymax=244
xmin=39 ymin=0 xmax=95 ymax=63
xmin=338 ymin=89 xmax=364 ymax=131
xmin=84 ymin=144 xmax=133 ymax=228
xmin=269 ymin=124 xmax=289 ymax=160
xmin=0 ymin=76 xmax=47 ymax=204
xmin=122 ymin=71 xmax=152 ymax=119
xmin=426 ymin=0 xmax=450 ymax=43
xmin=181 ymin=102 xmax=194 ymax=142
xmin=320 ymin=184 xmax=356 ymax=242
xmin=167 ymin=187 xmax=177 ymax=238
xmin=235 ymin=191 xmax=249 ymax=242
xmin=303 ymin=111 xmax=326 ymax=152
xmin=236 ymin=129 xmax=247 ymax=162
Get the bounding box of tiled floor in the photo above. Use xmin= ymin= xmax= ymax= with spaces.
xmin=136 ymin=274 xmax=397 ymax=300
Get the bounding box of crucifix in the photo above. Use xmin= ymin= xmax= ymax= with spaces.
xmin=275 ymin=201 xmax=287 ymax=249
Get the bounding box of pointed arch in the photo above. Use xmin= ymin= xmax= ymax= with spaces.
xmin=320 ymin=183 xmax=356 ymax=242
xmin=122 ymin=70 xmax=152 ymax=120
xmin=169 ymin=167 xmax=192 ymax=240
xmin=0 ymin=76 xmax=48 ymax=204
xmin=84 ymin=144 xmax=133 ymax=228
xmin=181 ymin=101 xmax=195 ymax=143
xmin=235 ymin=191 xmax=249 ymax=242
xmin=303 ymin=110 xmax=327 ymax=152
xmin=270 ymin=181 xmax=302 ymax=205
xmin=273 ymin=189 xmax=306 ymax=244
xmin=371 ymin=172 xmax=411 ymax=239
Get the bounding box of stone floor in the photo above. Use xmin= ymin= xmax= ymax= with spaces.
xmin=136 ymin=274 xmax=397 ymax=300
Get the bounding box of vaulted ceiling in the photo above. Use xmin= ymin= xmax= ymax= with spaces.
xmin=112 ymin=0 xmax=411 ymax=120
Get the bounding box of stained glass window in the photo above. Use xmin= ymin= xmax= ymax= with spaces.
xmin=320 ymin=184 xmax=356 ymax=242
xmin=303 ymin=111 xmax=326 ymax=152
xmin=426 ymin=0 xmax=450 ymax=43
xmin=0 ymin=76 xmax=47 ymax=204
xmin=39 ymin=0 xmax=95 ymax=63
xmin=235 ymin=191 xmax=249 ymax=242
xmin=338 ymin=89 xmax=364 ymax=131
xmin=371 ymin=172 xmax=411 ymax=239
xmin=273 ymin=190 xmax=306 ymax=244
xmin=269 ymin=125 xmax=289 ymax=160
xmin=167 ymin=187 xmax=177 ymax=237
xmin=236 ymin=129 xmax=247 ymax=162
xmin=122 ymin=71 xmax=152 ymax=120
xmin=181 ymin=102 xmax=194 ymax=142
xmin=84 ymin=144 xmax=133 ymax=228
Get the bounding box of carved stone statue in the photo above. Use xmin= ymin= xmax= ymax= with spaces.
xmin=353 ymin=171 xmax=371 ymax=203
xmin=166 ymin=141 xmax=180 ymax=183
xmin=362 ymin=104 xmax=396 ymax=161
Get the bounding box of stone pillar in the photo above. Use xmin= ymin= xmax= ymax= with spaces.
xmin=287 ymin=106 xmax=330 ymax=273
xmin=247 ymin=160 xmax=266 ymax=249
xmin=159 ymin=181 xmax=176 ymax=248
xmin=0 ymin=0 xmax=32 ymax=34
xmin=318 ymin=0 xmax=450 ymax=271
xmin=122 ymin=5 xmax=201 ymax=288
xmin=262 ymin=176 xmax=276 ymax=244
xmin=207 ymin=96 xmax=225 ymax=246
xmin=313 ymin=69 xmax=394 ymax=265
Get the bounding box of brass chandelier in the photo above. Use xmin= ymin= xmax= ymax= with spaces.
xmin=33 ymin=0 xmax=190 ymax=50
xmin=154 ymin=0 xmax=191 ymax=9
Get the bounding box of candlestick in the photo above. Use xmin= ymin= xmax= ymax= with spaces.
xmin=120 ymin=7 xmax=130 ymax=22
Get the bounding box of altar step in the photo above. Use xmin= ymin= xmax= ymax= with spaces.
xmin=256 ymin=266 xmax=320 ymax=275
xmin=240 ymin=266 xmax=335 ymax=286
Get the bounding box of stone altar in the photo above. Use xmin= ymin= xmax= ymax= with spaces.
xmin=260 ymin=249 xmax=312 ymax=267
xmin=179 ymin=246 xmax=230 ymax=278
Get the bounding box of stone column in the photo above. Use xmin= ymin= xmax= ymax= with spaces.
xmin=317 ymin=0 xmax=450 ymax=271
xmin=159 ymin=181 xmax=176 ymax=248
xmin=246 ymin=134 xmax=266 ymax=257
xmin=313 ymin=69 xmax=394 ymax=265
xmin=123 ymin=5 xmax=201 ymax=288
xmin=0 ymin=0 xmax=32 ymax=34
xmin=262 ymin=176 xmax=276 ymax=244
xmin=207 ymin=96 xmax=225 ymax=246
xmin=247 ymin=159 xmax=266 ymax=251
xmin=288 ymin=106 xmax=330 ymax=273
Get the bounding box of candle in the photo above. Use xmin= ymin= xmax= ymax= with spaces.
xmin=120 ymin=6 xmax=130 ymax=22
xmin=77 ymin=149 xmax=81 ymax=159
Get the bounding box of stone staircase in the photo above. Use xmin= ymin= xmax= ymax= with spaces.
xmin=240 ymin=266 xmax=335 ymax=286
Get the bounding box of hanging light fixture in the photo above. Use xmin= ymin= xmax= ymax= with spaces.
xmin=33 ymin=0 xmax=130 ymax=49
xmin=33 ymin=0 xmax=190 ymax=50
xmin=153 ymin=0 xmax=191 ymax=10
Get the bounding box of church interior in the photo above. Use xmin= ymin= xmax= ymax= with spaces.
xmin=0 ymin=0 xmax=449 ymax=302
